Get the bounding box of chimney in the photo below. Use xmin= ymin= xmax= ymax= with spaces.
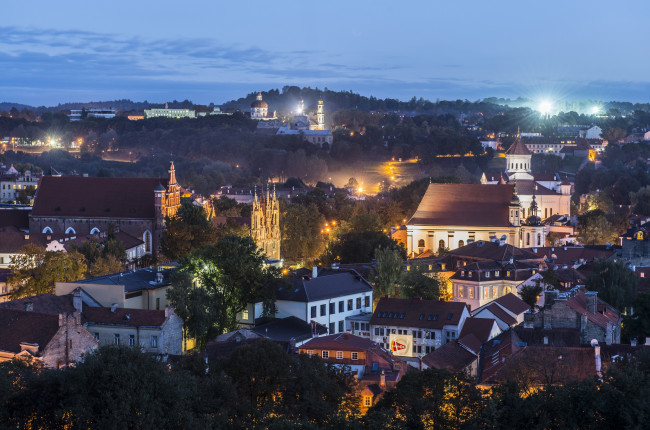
xmin=23 ymin=302 xmax=33 ymax=312
xmin=111 ymin=303 xmax=118 ymax=313
xmin=585 ymin=291 xmax=598 ymax=314
xmin=591 ymin=339 xmax=602 ymax=381
xmin=73 ymin=288 xmax=82 ymax=313
xmin=380 ymin=370 xmax=386 ymax=388
xmin=312 ymin=266 xmax=318 ymax=278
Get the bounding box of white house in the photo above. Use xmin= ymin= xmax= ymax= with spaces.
xmin=274 ymin=269 xmax=373 ymax=335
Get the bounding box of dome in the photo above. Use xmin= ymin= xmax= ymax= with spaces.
xmin=251 ymin=100 xmax=268 ymax=108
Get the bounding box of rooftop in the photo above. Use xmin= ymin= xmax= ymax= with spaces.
xmin=370 ymin=297 xmax=467 ymax=329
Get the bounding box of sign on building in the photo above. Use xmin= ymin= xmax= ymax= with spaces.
xmin=389 ymin=334 xmax=413 ymax=357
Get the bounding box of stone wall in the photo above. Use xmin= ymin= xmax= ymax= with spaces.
xmin=41 ymin=312 xmax=99 ymax=368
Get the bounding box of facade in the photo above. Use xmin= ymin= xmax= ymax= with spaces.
xmin=276 ymin=99 xmax=332 ymax=147
xmin=370 ymin=297 xmax=470 ymax=356
xmin=250 ymin=93 xmax=276 ymax=120
xmin=68 ymin=108 xmax=116 ymax=121
xmin=29 ymin=162 xmax=181 ymax=256
xmin=275 ymin=269 xmax=373 ymax=335
xmin=0 ymin=307 xmax=98 ymax=367
xmin=450 ymin=260 xmax=540 ymax=310
xmin=0 ymin=167 xmax=39 ymax=203
xmin=250 ymin=185 xmax=281 ymax=260
xmin=276 ymin=127 xmax=333 ymax=147
xmin=84 ymin=306 xmax=183 ymax=355
xmin=143 ymin=108 xmax=195 ymax=119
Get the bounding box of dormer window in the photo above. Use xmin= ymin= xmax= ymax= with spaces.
xmin=427 ymin=314 xmax=433 ymax=321
xmin=419 ymin=313 xmax=425 ymax=320
xmin=485 ymin=272 xmax=490 ymax=279
xmin=495 ymin=271 xmax=500 ymax=277
xmin=468 ymin=271 xmax=473 ymax=277
xmin=506 ymin=271 xmax=511 ymax=277
xmin=461 ymin=271 xmax=465 ymax=277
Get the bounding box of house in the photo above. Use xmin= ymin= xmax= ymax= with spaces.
xmin=619 ymin=223 xmax=650 ymax=265
xmin=1 ymin=288 xmax=183 ymax=356
xmin=250 ymin=316 xmax=328 ymax=347
xmin=298 ymin=333 xmax=407 ymax=410
xmin=56 ymin=266 xmax=175 ymax=311
xmin=524 ymin=288 xmax=622 ymax=345
xmin=64 ymin=231 xmax=146 ymax=266
xmin=0 ymin=307 xmax=98 ymax=367
xmin=449 ymin=260 xmax=542 ymax=310
xmin=0 ymin=269 xmax=9 ymax=302
xmin=421 ymin=337 xmax=479 ymax=376
xmin=275 ymin=269 xmax=373 ymax=335
xmin=0 ymin=227 xmax=70 ymax=269
xmin=471 ymin=293 xmax=530 ymax=330
xmin=370 ymin=297 xmax=470 ymax=356
xmin=529 ymin=245 xmax=616 ymax=268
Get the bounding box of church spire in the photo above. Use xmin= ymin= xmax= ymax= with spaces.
xmin=168 ymin=161 xmax=177 ymax=186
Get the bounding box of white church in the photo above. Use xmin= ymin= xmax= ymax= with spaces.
xmin=405 ymin=136 xmax=571 ymax=257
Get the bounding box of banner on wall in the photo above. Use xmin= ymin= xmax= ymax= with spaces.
xmin=389 ymin=334 xmax=413 ymax=357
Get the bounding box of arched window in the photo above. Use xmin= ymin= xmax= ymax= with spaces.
xmin=418 ymin=239 xmax=425 ymax=248
xmin=458 ymin=240 xmax=465 ymax=248
xmin=42 ymin=226 xmax=53 ymax=234
xmin=438 ymin=240 xmax=445 ymax=250
xmin=526 ymin=233 xmax=530 ymax=246
xmin=537 ymin=233 xmax=542 ymax=246
xmin=65 ymin=227 xmax=76 ymax=235
xmin=90 ymin=227 xmax=100 ymax=235
xmin=504 ymin=286 xmax=512 ymax=295
xmin=143 ymin=231 xmax=152 ymax=253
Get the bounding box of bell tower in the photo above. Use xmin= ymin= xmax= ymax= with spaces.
xmin=316 ymin=100 xmax=325 ymax=131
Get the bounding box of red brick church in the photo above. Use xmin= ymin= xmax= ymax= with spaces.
xmin=29 ymin=162 xmax=182 ymax=256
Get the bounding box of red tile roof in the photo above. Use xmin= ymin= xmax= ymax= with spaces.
xmin=408 ymin=184 xmax=513 ymax=227
xmin=82 ymin=307 xmax=166 ymax=327
xmin=32 ymin=176 xmax=168 ymax=219
xmin=422 ymin=340 xmax=477 ymax=372
xmin=1 ymin=293 xmax=75 ymax=314
xmin=0 ymin=209 xmax=30 ymax=229
xmin=300 ymin=333 xmax=377 ymax=351
xmin=459 ymin=318 xmax=498 ymax=344
xmin=494 ymin=293 xmax=530 ymax=315
xmin=565 ymin=290 xmax=621 ymax=330
xmin=371 ymin=297 xmax=468 ymax=329
xmin=529 ymin=246 xmax=615 ymax=265
xmin=447 ymin=240 xmax=541 ymax=262
xmin=483 ymin=303 xmax=518 ymax=326
xmin=0 ymin=229 xmax=73 ymax=253
xmin=0 ymin=308 xmax=60 ymax=354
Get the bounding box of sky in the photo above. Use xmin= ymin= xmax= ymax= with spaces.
xmin=2 ymin=0 xmax=650 ymax=106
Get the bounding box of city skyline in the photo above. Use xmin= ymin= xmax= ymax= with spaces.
xmin=3 ymin=0 xmax=650 ymax=105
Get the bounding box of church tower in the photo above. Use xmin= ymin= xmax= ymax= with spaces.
xmin=508 ymin=180 xmax=521 ymax=227
xmin=316 ymin=100 xmax=325 ymax=130
xmin=505 ymin=134 xmax=533 ymax=181
xmin=521 ymin=192 xmax=546 ymax=248
xmin=250 ymin=184 xmax=281 ymax=260
xmin=165 ymin=161 xmax=181 ymax=217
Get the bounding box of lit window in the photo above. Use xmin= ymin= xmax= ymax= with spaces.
xmin=242 ymin=309 xmax=249 ymax=320
xmin=336 ymin=351 xmax=343 ymax=359
xmin=364 ymin=396 xmax=372 ymax=407
xmin=468 ymin=288 xmax=474 ymax=299
xmin=458 ymin=286 xmax=464 ymax=298
xmin=322 ymin=351 xmax=329 ymax=359
xmin=306 ymin=350 xmax=314 ymax=356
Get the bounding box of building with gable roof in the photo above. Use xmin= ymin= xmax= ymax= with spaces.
xmin=370 ymin=296 xmax=470 ymax=356
xmin=471 ymin=293 xmax=530 ymax=330
xmin=29 ymin=162 xmax=181 ymax=256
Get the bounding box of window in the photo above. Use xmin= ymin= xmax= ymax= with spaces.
xmin=321 ymin=304 xmax=327 ymax=316
xmin=339 ymin=320 xmax=344 ymax=332
xmin=113 ymin=334 xmax=120 ymax=345
xmin=419 ymin=313 xmax=425 ymax=320
xmin=356 ymin=297 xmax=361 ymax=309
xmin=352 ymin=352 xmax=359 ymax=360
xmin=339 ymin=301 xmax=344 ymax=312
xmin=537 ymin=233 xmax=542 ymax=246
xmin=329 ymin=302 xmax=336 ymax=314
xmin=322 ymin=351 xmax=329 ymax=359
xmin=156 ymin=297 xmax=161 ymax=310
xmin=485 ymin=272 xmax=490 ymax=278
xmin=418 ymin=239 xmax=425 ymax=247
xmin=94 ymin=332 xmax=99 ymax=340
xmin=492 ymin=286 xmax=497 ymax=298
xmin=458 ymin=240 xmax=464 ymax=247
xmin=336 ymin=351 xmax=343 ymax=359
xmin=379 ymin=328 xmax=385 ymax=336
xmin=458 ymin=286 xmax=464 ymax=298
xmin=347 ymin=299 xmax=353 ymax=311
xmin=460 ymin=271 xmax=464 ymax=277
xmin=484 ymin=288 xmax=489 ymax=299
xmin=468 ymin=287 xmax=474 ymax=299
xmin=506 ymin=270 xmax=511 ymax=277
xmin=526 ymin=232 xmax=530 ymax=246
xmin=143 ymin=231 xmax=152 ymax=253
xmin=399 ymin=313 xmax=405 ymax=319
xmin=129 ymin=335 xmax=135 ymax=346
xmin=438 ymin=240 xmax=445 ymax=250
xmin=242 ymin=309 xmax=249 ymax=320
xmin=364 ymin=296 xmax=370 ymax=307
xmin=446 ymin=313 xmax=453 ymax=320
xmin=495 ymin=271 xmax=500 ymax=278
xmin=151 ymin=335 xmax=158 ymax=348
xmin=329 ymin=322 xmax=335 ymax=334
xmin=306 ymin=350 xmax=314 ymax=356
xmin=375 ymin=327 xmax=380 ymax=336
xmin=364 ymin=396 xmax=372 ymax=407
xmin=311 ymin=306 xmax=317 ymax=318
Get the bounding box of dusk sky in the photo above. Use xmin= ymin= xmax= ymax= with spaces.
xmin=3 ymin=0 xmax=650 ymax=106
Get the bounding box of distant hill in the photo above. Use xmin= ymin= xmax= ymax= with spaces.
xmin=0 ymin=99 xmax=197 ymax=114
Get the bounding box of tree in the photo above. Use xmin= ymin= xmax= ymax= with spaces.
xmin=372 ymin=247 xmax=404 ymax=301
xmin=282 ymin=202 xmax=326 ymax=262
xmin=8 ymin=245 xmax=87 ymax=299
xmin=161 ymin=201 xmax=217 ymax=260
xmin=519 ymin=283 xmax=543 ymax=311
xmin=323 ymin=230 xmax=405 ymax=264
xmin=585 ymin=259 xmax=637 ymax=311
xmin=630 ymin=185 xmax=650 ymax=216
xmin=577 ymin=210 xmax=618 ymax=245
xmin=622 ymin=291 xmax=650 ymax=343
xmin=167 ymin=236 xmax=280 ymax=349
xmin=399 ymin=262 xmax=443 ymax=300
